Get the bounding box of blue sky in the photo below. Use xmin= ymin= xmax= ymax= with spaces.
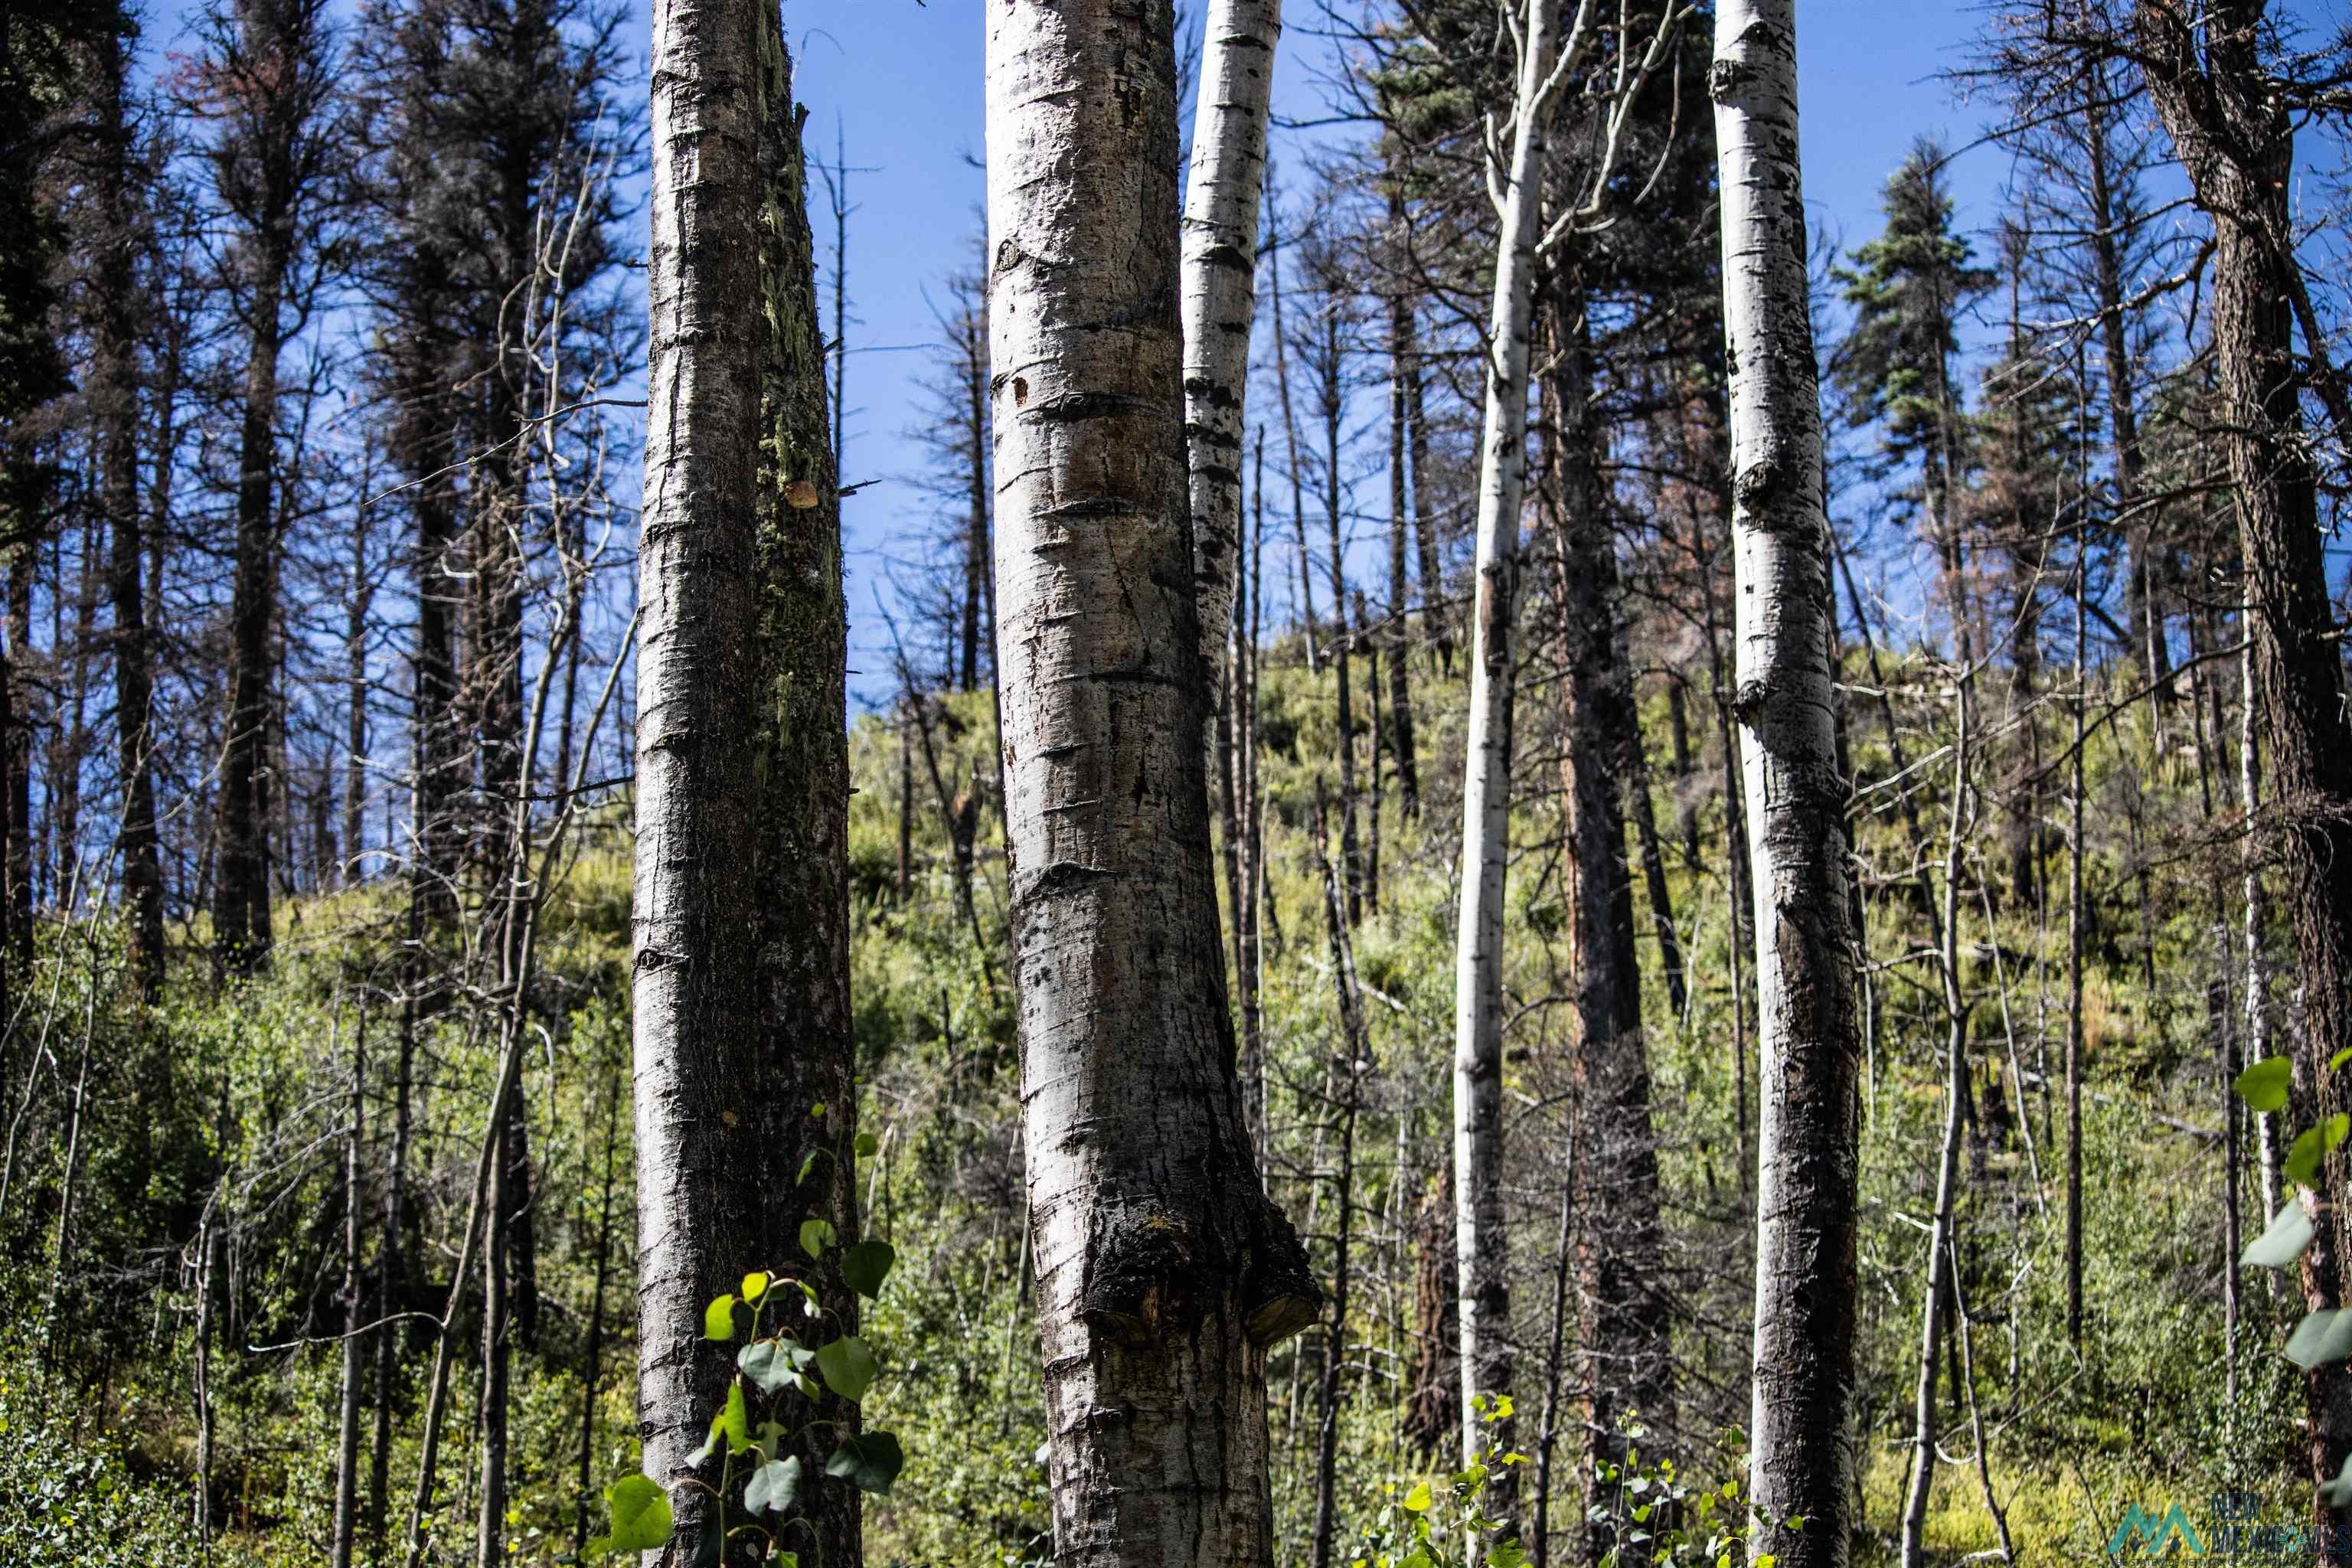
xmin=792 ymin=0 xmax=2018 ymax=703
xmin=131 ymin=0 xmax=2217 ymax=707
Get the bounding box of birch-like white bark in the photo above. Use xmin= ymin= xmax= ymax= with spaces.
xmin=1450 ymin=0 xmax=1558 ymax=1475
xmin=986 ymin=5 xmax=1315 ymax=1565
xmin=1182 ymin=0 xmax=1282 ymax=708
xmin=1710 ymin=5 xmax=1864 ymax=1564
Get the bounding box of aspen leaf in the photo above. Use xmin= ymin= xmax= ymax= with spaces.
xmin=854 ymin=1132 xmax=879 ymax=1158
xmin=739 ymin=1339 xmax=799 ymax=1396
xmin=2322 ymin=1452 xmax=2352 ymax=1508
xmin=841 ymin=1239 xmax=895 ymax=1298
xmin=1402 ymin=1481 xmax=1432 ymax=1514
xmin=2287 ymin=1115 xmax=2350 ymax=1188
xmin=743 ymin=1455 xmax=802 ymax=1517
xmin=824 ymin=1430 xmax=905 ymax=1494
xmin=799 ymin=1218 xmax=836 ymax=1259
xmin=815 ymin=1334 xmax=877 ymax=1402
xmin=2286 ymin=1309 xmax=2352 ymax=1370
xmin=704 ymin=1294 xmax=737 ymax=1342
xmin=720 ymin=1382 xmax=751 ymax=1453
xmin=742 ymin=1272 xmax=770 ymax=1302
xmin=2236 ymin=1055 xmax=2293 ymax=1112
xmin=584 ymin=1473 xmax=671 ymax=1555
xmin=2244 ymin=1199 xmax=2315 ymax=1269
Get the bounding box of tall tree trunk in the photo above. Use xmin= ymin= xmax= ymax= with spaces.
xmin=1899 ymin=684 xmax=1972 ymax=1568
xmin=332 ymin=1018 xmax=367 ymax=1568
xmin=215 ymin=210 xmax=287 ymax=974
xmin=573 ymin=1067 xmax=621 ymax=1560
xmin=1385 ymin=198 xmax=1420 ymax=817
xmin=984 ymin=4 xmax=1316 ymax=1562
xmin=1540 ymin=273 xmax=1670 ymax=1561
xmin=1453 ymin=0 xmax=1568 ymax=1514
xmin=91 ymin=28 xmax=165 ymax=996
xmin=2141 ymin=5 xmax=2352 ymax=1530
xmin=633 ymin=2 xmax=861 ymax=1563
xmin=1318 ymin=314 xmax=1363 ymax=925
xmin=1710 ymin=8 xmax=1865 ymax=1563
xmin=962 ymin=301 xmax=989 ymax=694
xmin=1181 ymin=0 xmax=1281 ymax=705
xmin=8 ymin=550 xmax=31 ymax=965
xmin=344 ymin=501 xmax=371 ymax=888
xmin=2081 ymin=50 xmax=2168 ymax=706
xmin=1308 ymin=778 xmax=1364 ymax=1568
xmin=2065 ymin=519 xmax=2087 ymax=1348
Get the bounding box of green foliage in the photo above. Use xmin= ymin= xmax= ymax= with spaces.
xmin=586 ymin=1475 xmax=673 ymax=1557
xmin=0 ymin=1367 xmax=202 ymax=1566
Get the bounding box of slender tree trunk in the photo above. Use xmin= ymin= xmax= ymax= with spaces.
xmin=634 ymin=3 xmax=861 ymax=1563
xmin=332 ymin=1018 xmax=367 ymax=1568
xmin=1317 ymin=313 xmax=1363 ymax=925
xmin=345 ymin=502 xmax=371 ymax=889
xmin=371 ymin=986 xmax=416 ymax=1554
xmin=1268 ymin=225 xmax=1321 ymax=675
xmin=1900 ymin=683 xmax=1972 ymax=1568
xmin=474 ymin=1090 xmax=512 ymax=1568
xmin=1181 ymin=0 xmax=1281 ymax=704
xmin=1452 ymin=0 xmax=1568 ymax=1514
xmin=962 ymin=304 xmax=990 ymax=693
xmin=2066 ymin=521 xmax=2087 ymax=1348
xmin=1308 ymin=779 xmax=1364 ymax=1568
xmin=215 ymin=244 xmax=285 ymax=974
xmin=2081 ymin=52 xmax=2168 ymax=706
xmin=1710 ymin=9 xmax=1865 ymax=1563
xmin=1384 ymin=204 xmax=1419 ymax=816
xmin=91 ymin=30 xmax=165 ymax=996
xmin=1628 ymin=699 xmax=1687 ymax=1019
xmin=1540 ymin=272 xmax=1669 ymax=1562
xmin=2244 ymin=614 xmax=2280 ymax=1218
xmin=984 ymin=5 xmax=1316 ymax=1561
xmin=573 ymin=1067 xmax=621 ymax=1560
xmin=8 ymin=550 xmax=31 ymax=966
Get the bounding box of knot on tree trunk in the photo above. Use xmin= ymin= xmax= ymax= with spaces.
xmin=1076 ymin=1189 xmax=1320 ymax=1351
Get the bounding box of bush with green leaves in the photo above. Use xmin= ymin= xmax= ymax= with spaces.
xmin=585 ymin=1221 xmax=904 ymax=1563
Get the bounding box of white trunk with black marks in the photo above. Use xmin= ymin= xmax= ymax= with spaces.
xmin=985 ymin=5 xmax=1316 ymax=1566
xmin=1451 ymin=0 xmax=1555 ymax=1474
xmin=1181 ymin=0 xmax=1281 ymax=705
xmin=1710 ymin=5 xmax=1864 ymax=1565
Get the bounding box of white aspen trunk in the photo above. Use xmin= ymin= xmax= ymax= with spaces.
xmin=1451 ymin=0 xmax=1557 ymax=1479
xmin=985 ymin=5 xmax=1316 ymax=1566
xmin=1710 ymin=6 xmax=1865 ymax=1564
xmin=2243 ymin=616 xmax=2280 ymax=1218
xmin=1181 ymin=0 xmax=1282 ymax=704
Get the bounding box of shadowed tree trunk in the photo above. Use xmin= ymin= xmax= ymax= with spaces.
xmin=1538 ymin=270 xmax=1671 ymax=1561
xmin=90 ymin=26 xmax=166 ymax=997
xmin=632 ymin=1 xmax=861 ymax=1562
xmin=2140 ymin=0 xmax=2352 ymax=1533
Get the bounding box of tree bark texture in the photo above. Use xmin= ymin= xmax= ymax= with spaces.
xmin=1452 ymin=0 xmax=1560 ymax=1484
xmin=1181 ymin=0 xmax=1281 ymax=709
xmin=2139 ymin=0 xmax=2352 ymax=1533
xmin=985 ymin=4 xmax=1317 ymax=1563
xmin=1710 ymin=6 xmax=1865 ymax=1563
xmin=633 ymin=1 xmax=861 ymax=1562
